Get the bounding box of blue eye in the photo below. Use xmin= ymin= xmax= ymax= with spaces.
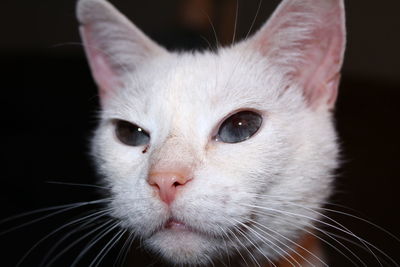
xmin=115 ymin=120 xmax=150 ymax=146
xmin=216 ymin=111 xmax=262 ymax=143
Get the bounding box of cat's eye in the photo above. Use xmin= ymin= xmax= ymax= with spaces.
xmin=115 ymin=120 xmax=150 ymax=146
xmin=215 ymin=111 xmax=263 ymax=143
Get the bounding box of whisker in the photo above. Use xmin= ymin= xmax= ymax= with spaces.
xmin=220 ymin=233 xmax=231 ymax=267
xmin=322 ymin=230 xmax=393 ymax=266
xmin=46 ymin=180 xmax=110 ymax=190
xmin=251 ymin=209 xmax=363 ymax=266
xmin=70 ymin=221 xmax=121 ymax=267
xmin=39 ymin=210 xmax=112 ymax=266
xmin=250 ymin=209 xmax=390 ymax=266
xmin=247 ymin=192 xmax=400 ymax=262
xmin=232 ymin=218 xmax=295 ymax=267
xmin=0 ymin=199 xmax=110 ymax=236
xmin=90 ymin=228 xmax=127 ymax=267
xmin=202 ymin=10 xmax=220 ymax=50
xmin=231 ymin=0 xmax=239 ymax=45
xmin=245 ymin=193 xmax=343 ymax=209
xmin=278 ymin=202 xmax=385 ymax=266
xmin=248 ymin=218 xmax=325 ymax=266
xmin=113 ymin=231 xmax=135 ymax=267
xmin=319 ymin=227 xmax=394 ymax=266
xmin=0 ymin=198 xmax=109 ymax=226
xmin=218 ymin=225 xmax=249 ymax=267
xmin=242 ymin=202 xmax=385 ymax=265
xmin=121 ymin=232 xmax=136 ymax=267
xmin=16 ymin=209 xmax=112 ymax=267
xmin=305 ymin=223 xmax=364 ymax=267
xmin=43 ymin=219 xmax=116 ymax=267
xmin=228 ymin=220 xmax=271 ymax=267
xmin=205 ymin=253 xmax=216 ymax=267
xmin=199 ymin=35 xmax=216 ymax=52
xmin=251 ymin=226 xmax=300 ymax=267
xmin=317 ymin=207 xmax=400 ymax=244
xmin=244 ymin=0 xmax=263 ymax=41
xmin=249 ymin=193 xmax=400 ymax=244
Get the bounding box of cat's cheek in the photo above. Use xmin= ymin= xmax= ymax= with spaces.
xmin=108 ymin=188 xmax=168 ymax=237
xmin=92 ymin=124 xmax=148 ymax=178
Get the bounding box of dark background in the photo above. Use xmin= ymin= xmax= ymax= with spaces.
xmin=0 ymin=0 xmax=399 ymax=266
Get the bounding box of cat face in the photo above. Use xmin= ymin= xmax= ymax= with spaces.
xmin=77 ymin=0 xmax=345 ymax=265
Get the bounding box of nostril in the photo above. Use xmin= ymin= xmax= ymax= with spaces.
xmin=173 ymin=181 xmax=181 ymax=187
xmin=150 ymin=182 xmax=160 ymax=190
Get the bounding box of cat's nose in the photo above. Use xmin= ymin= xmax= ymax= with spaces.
xmin=148 ymin=171 xmax=192 ymax=205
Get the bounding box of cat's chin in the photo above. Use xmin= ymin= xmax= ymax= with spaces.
xmin=144 ymin=221 xmax=219 ymax=265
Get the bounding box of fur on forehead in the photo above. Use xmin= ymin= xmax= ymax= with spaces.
xmin=101 ymin=47 xmax=305 ymax=125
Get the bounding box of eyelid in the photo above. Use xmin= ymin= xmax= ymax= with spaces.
xmin=110 ymin=118 xmax=151 ymax=135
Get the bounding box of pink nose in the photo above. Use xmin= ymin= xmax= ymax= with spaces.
xmin=148 ymin=171 xmax=191 ymax=205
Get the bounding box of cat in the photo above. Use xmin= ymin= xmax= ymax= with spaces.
xmin=77 ymin=0 xmax=345 ymax=266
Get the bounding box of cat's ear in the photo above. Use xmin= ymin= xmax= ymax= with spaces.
xmin=246 ymin=0 xmax=346 ymax=109
xmin=77 ymin=0 xmax=167 ymax=102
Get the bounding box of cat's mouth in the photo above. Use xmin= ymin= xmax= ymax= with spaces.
xmin=155 ymin=217 xmax=210 ymax=238
xmin=163 ymin=218 xmax=193 ymax=232
xmin=159 ymin=218 xmax=223 ymax=240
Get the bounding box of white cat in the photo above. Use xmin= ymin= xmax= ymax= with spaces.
xmin=77 ymin=0 xmax=345 ymax=265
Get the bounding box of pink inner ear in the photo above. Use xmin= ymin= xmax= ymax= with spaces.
xmin=250 ymin=0 xmax=345 ymax=109
xmin=80 ymin=26 xmax=122 ymax=103
xmin=300 ymin=27 xmax=344 ymax=109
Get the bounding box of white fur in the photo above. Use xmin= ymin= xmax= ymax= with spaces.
xmin=78 ymin=0 xmax=345 ymax=265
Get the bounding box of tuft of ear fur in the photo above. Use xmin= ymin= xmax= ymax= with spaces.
xmin=246 ymin=0 xmax=346 ymax=109
xmin=77 ymin=0 xmax=166 ymax=103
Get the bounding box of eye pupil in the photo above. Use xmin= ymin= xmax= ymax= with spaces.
xmin=233 ymin=118 xmax=247 ymax=127
xmin=216 ymin=111 xmax=262 ymax=143
xmin=115 ymin=120 xmax=150 ymax=146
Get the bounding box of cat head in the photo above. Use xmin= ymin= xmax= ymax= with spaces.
xmin=77 ymin=0 xmax=345 ymax=265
